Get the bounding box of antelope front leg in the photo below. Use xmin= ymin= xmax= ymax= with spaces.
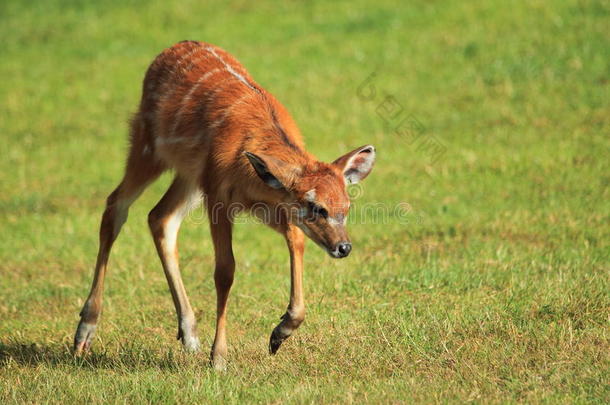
xmin=209 ymin=206 xmax=235 ymax=370
xmin=269 ymin=225 xmax=305 ymax=354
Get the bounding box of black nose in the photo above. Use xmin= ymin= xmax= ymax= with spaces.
xmin=337 ymin=242 xmax=352 ymax=258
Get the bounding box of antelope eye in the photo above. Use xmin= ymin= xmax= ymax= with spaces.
xmin=309 ymin=202 xmax=328 ymax=219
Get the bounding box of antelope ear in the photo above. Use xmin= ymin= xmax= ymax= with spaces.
xmin=332 ymin=145 xmax=376 ymax=184
xmin=244 ymin=151 xmax=300 ymax=190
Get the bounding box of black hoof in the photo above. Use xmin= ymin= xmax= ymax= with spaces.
xmin=269 ymin=330 xmax=286 ymax=354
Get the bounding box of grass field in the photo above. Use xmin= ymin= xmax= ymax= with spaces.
xmin=1 ymin=0 xmax=608 ymax=403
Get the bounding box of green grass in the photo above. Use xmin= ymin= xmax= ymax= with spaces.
xmin=1 ymin=0 xmax=608 ymax=403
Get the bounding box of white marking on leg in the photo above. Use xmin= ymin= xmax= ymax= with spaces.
xmin=180 ymin=317 xmax=201 ymax=352
xmin=157 ymin=187 xmax=202 ymax=353
xmin=161 ymin=190 xmax=202 ymax=250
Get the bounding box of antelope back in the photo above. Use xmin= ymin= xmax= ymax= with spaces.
xmin=134 ymin=40 xmax=308 ymax=195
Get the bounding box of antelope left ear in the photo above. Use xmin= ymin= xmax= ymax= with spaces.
xmin=332 ymin=145 xmax=376 ymax=184
xmin=244 ymin=151 xmax=301 ymax=190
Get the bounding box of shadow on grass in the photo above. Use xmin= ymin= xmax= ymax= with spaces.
xmin=0 ymin=340 xmax=204 ymax=371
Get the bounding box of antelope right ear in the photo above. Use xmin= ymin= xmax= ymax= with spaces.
xmin=332 ymin=145 xmax=376 ymax=184
xmin=244 ymin=151 xmax=300 ymax=190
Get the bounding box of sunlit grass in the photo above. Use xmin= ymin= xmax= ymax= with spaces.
xmin=0 ymin=0 xmax=608 ymax=403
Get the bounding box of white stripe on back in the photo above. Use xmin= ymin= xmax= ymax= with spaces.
xmin=206 ymin=46 xmax=258 ymax=92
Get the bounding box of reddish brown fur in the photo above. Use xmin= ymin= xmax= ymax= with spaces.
xmin=74 ymin=41 xmax=375 ymax=368
xmin=137 ymin=41 xmax=308 ymax=200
